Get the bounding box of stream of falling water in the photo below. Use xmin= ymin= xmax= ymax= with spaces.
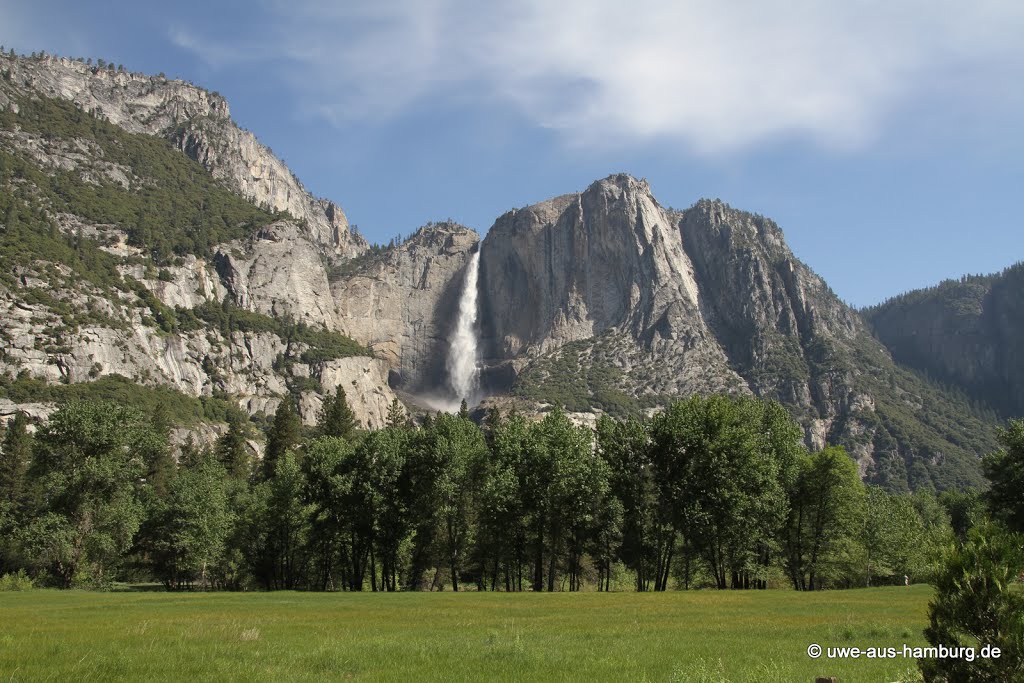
xmin=447 ymin=250 xmax=480 ymax=402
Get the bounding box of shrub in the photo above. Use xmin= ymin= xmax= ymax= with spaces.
xmin=919 ymin=521 xmax=1024 ymax=682
xmin=0 ymin=569 xmax=34 ymax=591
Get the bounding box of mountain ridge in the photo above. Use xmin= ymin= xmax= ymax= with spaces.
xmin=864 ymin=261 xmax=1024 ymax=419
xmin=477 ymin=173 xmax=995 ymax=491
xmin=0 ymin=51 xmax=1005 ymax=491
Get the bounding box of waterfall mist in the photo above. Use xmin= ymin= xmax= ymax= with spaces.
xmin=447 ymin=250 xmax=481 ymax=403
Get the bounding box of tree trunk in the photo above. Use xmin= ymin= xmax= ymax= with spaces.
xmin=370 ymin=546 xmax=378 ymax=592
xmin=533 ymin=528 xmax=544 ymax=592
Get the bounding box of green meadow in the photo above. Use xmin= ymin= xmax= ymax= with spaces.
xmin=0 ymin=587 xmax=930 ymax=682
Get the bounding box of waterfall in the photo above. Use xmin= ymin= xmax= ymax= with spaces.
xmin=447 ymin=250 xmax=480 ymax=402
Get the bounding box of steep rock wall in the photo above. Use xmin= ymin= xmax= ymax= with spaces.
xmin=332 ymin=223 xmax=479 ymax=392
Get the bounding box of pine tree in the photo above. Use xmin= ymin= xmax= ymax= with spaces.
xmin=264 ymin=398 xmax=303 ymax=479
xmin=983 ymin=418 xmax=1024 ymax=534
xmin=483 ymin=406 xmax=502 ymax=448
xmin=178 ymin=434 xmax=203 ymax=470
xmin=145 ymin=403 xmax=176 ymax=497
xmin=386 ymin=398 xmax=407 ymax=430
xmin=0 ymin=413 xmax=32 ymax=509
xmin=216 ymin=416 xmax=250 ymax=480
xmin=920 ymin=521 xmax=1024 ymax=682
xmin=316 ymin=388 xmax=357 ymax=441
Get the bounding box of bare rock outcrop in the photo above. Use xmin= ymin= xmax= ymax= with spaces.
xmin=214 ymin=221 xmax=340 ymax=329
xmin=332 ymin=222 xmax=479 ymax=392
xmin=474 ymin=174 xmax=992 ymax=491
xmin=479 ymin=174 xmax=741 ymax=397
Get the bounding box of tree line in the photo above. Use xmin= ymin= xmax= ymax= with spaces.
xmin=0 ymin=391 xmax=1013 ymax=593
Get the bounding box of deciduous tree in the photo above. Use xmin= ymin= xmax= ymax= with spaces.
xmin=27 ymin=401 xmax=164 ymax=586
xmin=783 ymin=446 xmax=864 ymax=590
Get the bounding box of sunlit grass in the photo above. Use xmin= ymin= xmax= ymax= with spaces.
xmin=0 ymin=587 xmax=931 ymax=681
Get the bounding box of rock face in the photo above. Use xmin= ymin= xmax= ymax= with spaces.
xmin=0 ymin=53 xmax=365 ymax=257
xmin=482 ymin=176 xmax=703 ymax=354
xmin=317 ymin=357 xmax=402 ymax=429
xmin=479 ymin=175 xmax=740 ymax=397
xmin=0 ymin=53 xmax=1001 ymax=490
xmin=864 ymin=263 xmax=1024 ymax=417
xmin=0 ymin=52 xmax=396 ymax=430
xmin=214 ymin=221 xmax=341 ymax=330
xmin=333 ymin=223 xmax=480 ymax=392
xmin=676 ymin=200 xmax=867 ymax=435
xmin=0 ymin=275 xmax=400 ymax=430
xmin=476 ymin=175 xmax=995 ymax=491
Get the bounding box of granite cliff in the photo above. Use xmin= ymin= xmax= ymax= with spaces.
xmin=0 ymin=52 xmax=394 ymax=430
xmin=864 ymin=263 xmax=1024 ymax=418
xmin=477 ymin=175 xmax=995 ymax=491
xmin=0 ymin=52 xmax=1002 ymax=490
xmin=0 ymin=53 xmax=363 ymax=257
xmin=332 ymin=222 xmax=479 ymax=392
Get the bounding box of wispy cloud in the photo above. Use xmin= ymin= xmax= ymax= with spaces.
xmin=171 ymin=0 xmax=1024 ymax=154
xmin=168 ymin=26 xmax=258 ymax=69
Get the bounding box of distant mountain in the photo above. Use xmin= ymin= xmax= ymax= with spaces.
xmin=477 ymin=175 xmax=994 ymax=491
xmin=864 ymin=262 xmax=1024 ymax=419
xmin=0 ymin=52 xmax=1000 ymax=491
xmin=0 ymin=51 xmax=398 ymax=431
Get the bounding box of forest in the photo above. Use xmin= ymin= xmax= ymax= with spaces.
xmin=1 ymin=390 xmax=1018 ymax=595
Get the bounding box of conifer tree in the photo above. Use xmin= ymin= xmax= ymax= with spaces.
xmin=386 ymin=398 xmax=407 ymax=430
xmin=264 ymin=398 xmax=303 ymax=479
xmin=484 ymin=405 xmax=502 ymax=441
xmin=145 ymin=403 xmax=176 ymax=497
xmin=216 ymin=415 xmax=250 ymax=480
xmin=0 ymin=413 xmax=32 ymax=510
xmin=316 ymin=388 xmax=357 ymax=441
xmin=178 ymin=434 xmax=201 ymax=470
xmin=983 ymin=418 xmax=1024 ymax=534
xmin=920 ymin=521 xmax=1024 ymax=682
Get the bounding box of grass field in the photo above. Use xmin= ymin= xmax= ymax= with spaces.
xmin=0 ymin=587 xmax=931 ymax=682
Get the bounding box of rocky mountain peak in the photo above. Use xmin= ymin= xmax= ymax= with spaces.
xmin=479 ymin=172 xmax=705 ymax=361
xmin=475 ymin=176 xmax=995 ymax=491
xmin=0 ymin=49 xmax=1001 ymax=491
xmin=586 ymin=172 xmax=653 ymax=197
xmin=684 ymin=198 xmax=789 ymax=257
xmin=0 ymin=52 xmax=230 ymax=133
xmin=0 ymin=51 xmax=365 ymax=257
xmin=407 ymin=221 xmax=479 ymax=253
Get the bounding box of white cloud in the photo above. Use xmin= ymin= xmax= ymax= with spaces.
xmin=168 ymin=26 xmax=253 ymax=68
xmin=174 ymin=0 xmax=1024 ymax=154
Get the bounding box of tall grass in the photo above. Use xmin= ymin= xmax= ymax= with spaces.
xmin=0 ymin=587 xmax=931 ymax=681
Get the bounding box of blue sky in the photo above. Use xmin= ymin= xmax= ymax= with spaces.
xmin=3 ymin=0 xmax=1023 ymax=306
